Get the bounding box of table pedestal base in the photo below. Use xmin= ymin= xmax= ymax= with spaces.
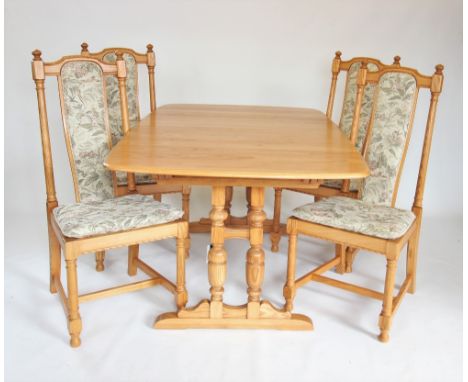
xmin=155 ymin=185 xmax=312 ymax=331
xmin=154 ymin=300 xmax=313 ymax=330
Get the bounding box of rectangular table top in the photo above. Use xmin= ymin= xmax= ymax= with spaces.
xmin=105 ymin=104 xmax=369 ymax=181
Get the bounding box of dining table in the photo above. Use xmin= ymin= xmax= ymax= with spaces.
xmin=105 ymin=103 xmax=369 ymax=330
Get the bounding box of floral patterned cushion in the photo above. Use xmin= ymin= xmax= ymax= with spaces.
xmin=60 ymin=61 xmax=114 ymax=202
xmin=339 ymin=62 xmax=379 ymax=151
xmin=291 ymin=196 xmax=415 ymax=240
xmin=53 ymin=195 xmax=184 ymax=239
xmin=322 ymin=178 xmax=361 ymax=191
xmin=361 ymin=72 xmax=417 ymax=206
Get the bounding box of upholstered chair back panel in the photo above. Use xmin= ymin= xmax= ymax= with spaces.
xmin=103 ymin=53 xmax=140 ymax=145
xmin=361 ymin=72 xmax=418 ymax=206
xmin=60 ymin=61 xmax=114 ymax=202
xmin=339 ymin=62 xmax=379 ymax=151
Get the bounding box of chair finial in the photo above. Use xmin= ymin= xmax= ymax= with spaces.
xmin=147 ymin=44 xmax=154 ymax=53
xmin=393 ymin=56 xmax=401 ymax=66
xmin=435 ymin=64 xmax=444 ymax=74
xmin=335 ymin=51 xmax=342 ymax=59
xmin=81 ymin=42 xmax=89 ymax=54
xmin=32 ymin=49 xmax=42 ymax=61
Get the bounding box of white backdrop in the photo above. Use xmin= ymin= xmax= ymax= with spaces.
xmin=4 ymin=1 xmax=462 ymax=381
xmin=5 ymin=0 xmax=462 ymax=223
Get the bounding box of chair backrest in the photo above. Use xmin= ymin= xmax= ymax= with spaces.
xmin=349 ymin=63 xmax=444 ymax=209
xmin=327 ymin=52 xmax=402 ymax=153
xmin=80 ymin=43 xmax=156 ymax=146
xmin=31 ymin=50 xmax=132 ymax=205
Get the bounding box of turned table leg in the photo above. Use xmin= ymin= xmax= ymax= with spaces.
xmin=154 ymin=184 xmax=313 ymax=330
xmin=208 ymin=186 xmax=228 ymax=318
xmin=246 ymin=187 xmax=266 ymax=318
xmin=224 ymin=186 xmax=233 ymax=225
xmin=246 ymin=187 xmax=252 ymax=214
xmin=95 ymin=251 xmax=105 ymax=272
xmin=270 ymin=188 xmax=282 ymax=252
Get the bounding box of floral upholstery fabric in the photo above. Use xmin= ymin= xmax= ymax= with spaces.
xmin=53 ymin=194 xmax=184 ymax=238
xmin=322 ymin=62 xmax=378 ymax=191
xmin=339 ymin=62 xmax=379 ymax=151
xmin=292 ymin=196 xmax=415 ymax=240
xmin=60 ymin=61 xmax=114 ymax=202
xmin=103 ymin=52 xmax=140 ymax=145
xmin=322 ymin=178 xmax=361 ymax=191
xmin=116 ymin=171 xmax=155 ymax=186
xmin=103 ymin=53 xmax=154 ymax=186
xmin=361 ymin=72 xmax=417 ymax=206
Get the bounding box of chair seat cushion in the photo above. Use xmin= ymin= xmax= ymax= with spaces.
xmin=53 ymin=195 xmax=184 ymax=239
xmin=291 ymin=196 xmax=415 ymax=240
xmin=116 ymin=172 xmax=156 ymax=186
xmin=322 ymin=179 xmax=361 ymax=191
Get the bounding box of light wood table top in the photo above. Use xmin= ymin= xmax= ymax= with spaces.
xmin=105 ymin=104 xmax=369 ymax=181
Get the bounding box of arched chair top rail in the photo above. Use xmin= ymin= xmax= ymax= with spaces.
xmin=31 ymin=50 xmax=127 ymax=79
xmin=332 ymin=51 xmax=402 ymax=73
xmin=362 ymin=63 xmax=444 ymax=90
xmin=78 ymin=42 xmax=158 ymax=113
xmin=80 ymin=42 xmax=155 ymax=66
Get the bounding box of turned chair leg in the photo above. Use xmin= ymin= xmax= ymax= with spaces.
xmin=406 ymin=231 xmax=420 ymax=294
xmin=224 ymin=186 xmax=233 ymax=225
xmin=49 ymin=227 xmax=61 ymax=294
xmin=153 ymin=193 xmax=162 ymax=201
xmin=283 ymin=229 xmax=298 ymax=312
xmin=335 ymin=244 xmax=346 ymax=274
xmin=128 ymin=245 xmax=139 ymax=276
xmin=95 ymin=251 xmax=105 ymax=272
xmin=176 ymin=224 xmax=188 ymax=309
xmin=270 ymin=188 xmax=282 ymax=252
xmin=246 ymin=187 xmax=252 ymax=214
xmin=65 ymin=257 xmax=82 ymax=348
xmin=378 ymin=258 xmax=397 ymax=343
xmin=182 ymin=186 xmax=191 ymax=258
xmin=345 ymin=247 xmax=358 ymax=273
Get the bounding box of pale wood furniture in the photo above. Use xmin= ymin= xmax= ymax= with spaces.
xmin=105 ymin=104 xmax=369 ymax=329
xmin=32 ymin=50 xmax=188 ymax=347
xmin=283 ymin=64 xmax=444 ymax=342
xmin=190 ymin=187 xmax=281 ymax=235
xmin=270 ymin=52 xmax=403 ymax=252
xmin=80 ymin=42 xmax=191 ymax=265
xmin=79 ymin=42 xmax=190 ymax=200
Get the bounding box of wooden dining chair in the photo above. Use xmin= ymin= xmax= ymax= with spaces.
xmin=81 ymin=42 xmax=191 ymax=266
xmin=31 ymin=50 xmax=188 ymax=347
xmin=80 ymin=45 xmax=190 ymax=207
xmin=270 ymin=52 xmax=402 ymax=252
xmin=283 ymin=62 xmax=444 ymax=342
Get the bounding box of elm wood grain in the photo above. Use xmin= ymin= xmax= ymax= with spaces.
xmin=104 ymin=103 xmax=367 ymax=239
xmin=283 ymin=64 xmax=444 ymax=342
xmin=105 ymin=102 xmax=367 ymax=240
xmin=105 ymin=104 xmax=369 ymax=180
